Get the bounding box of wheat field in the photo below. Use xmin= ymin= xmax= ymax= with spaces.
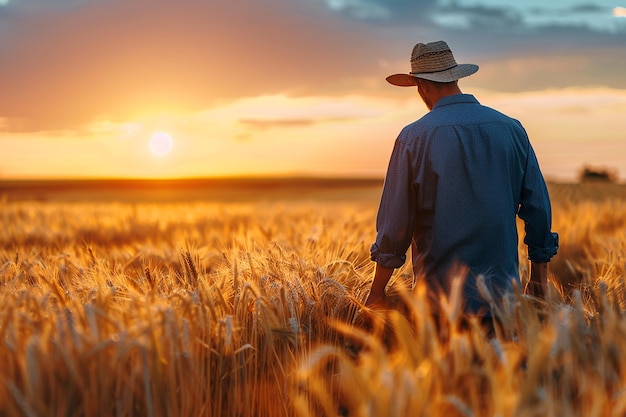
xmin=1 ymin=181 xmax=626 ymax=417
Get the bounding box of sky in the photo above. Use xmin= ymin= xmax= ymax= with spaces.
xmin=1 ymin=0 xmax=625 ymax=181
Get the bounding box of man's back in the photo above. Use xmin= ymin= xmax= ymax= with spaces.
xmin=372 ymin=94 xmax=553 ymax=314
xmin=403 ymin=94 xmax=530 ymax=312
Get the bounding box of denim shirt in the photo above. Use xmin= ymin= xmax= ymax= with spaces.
xmin=370 ymin=94 xmax=558 ymax=314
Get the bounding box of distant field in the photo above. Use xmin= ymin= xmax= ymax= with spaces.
xmin=2 ymin=177 xmax=625 ymax=204
xmin=548 ymin=181 xmax=626 ymax=202
xmin=0 ymin=177 xmax=384 ymax=203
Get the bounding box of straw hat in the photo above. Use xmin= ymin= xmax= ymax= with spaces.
xmin=386 ymin=41 xmax=479 ymax=86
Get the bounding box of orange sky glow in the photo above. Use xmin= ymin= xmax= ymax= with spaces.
xmin=1 ymin=0 xmax=625 ymax=182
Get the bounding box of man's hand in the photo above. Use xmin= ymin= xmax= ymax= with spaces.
xmin=365 ymin=264 xmax=395 ymax=310
xmin=365 ymin=289 xmax=389 ymax=310
xmin=525 ymin=261 xmax=548 ymax=298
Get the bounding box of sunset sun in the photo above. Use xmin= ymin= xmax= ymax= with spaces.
xmin=149 ymin=132 xmax=173 ymax=156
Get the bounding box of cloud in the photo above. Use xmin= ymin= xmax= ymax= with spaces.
xmin=238 ymin=116 xmax=363 ymax=132
xmin=569 ymin=4 xmax=605 ymax=13
xmin=433 ymin=3 xmax=524 ymax=31
xmin=524 ymin=3 xmax=622 ymax=34
xmin=325 ymin=0 xmax=391 ymax=20
xmin=0 ymin=0 xmax=102 ymax=13
xmin=614 ymin=7 xmax=626 ymax=17
xmin=323 ymin=0 xmax=438 ymax=23
xmin=239 ymin=118 xmax=314 ymax=130
xmin=465 ymin=44 xmax=626 ymax=92
xmin=324 ymin=0 xmax=623 ymax=35
xmin=0 ymin=0 xmax=383 ymax=132
xmin=221 ymin=93 xmax=394 ymax=137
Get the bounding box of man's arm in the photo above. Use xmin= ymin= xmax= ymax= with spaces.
xmin=525 ymin=261 xmax=548 ymax=298
xmin=517 ymin=140 xmax=558 ymax=299
xmin=368 ymin=138 xmax=416 ymax=309
xmin=364 ymin=264 xmax=394 ymax=309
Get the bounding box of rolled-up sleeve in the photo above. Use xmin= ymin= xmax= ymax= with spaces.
xmin=370 ymin=139 xmax=416 ymax=268
xmin=517 ymin=142 xmax=559 ymax=263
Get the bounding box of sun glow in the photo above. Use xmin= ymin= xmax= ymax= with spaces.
xmin=149 ymin=132 xmax=173 ymax=156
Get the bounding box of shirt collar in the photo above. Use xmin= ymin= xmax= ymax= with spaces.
xmin=432 ymin=94 xmax=479 ymax=109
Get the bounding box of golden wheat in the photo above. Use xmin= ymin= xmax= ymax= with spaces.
xmin=1 ymin=184 xmax=625 ymax=416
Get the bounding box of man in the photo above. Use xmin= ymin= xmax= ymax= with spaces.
xmin=366 ymin=41 xmax=558 ymax=319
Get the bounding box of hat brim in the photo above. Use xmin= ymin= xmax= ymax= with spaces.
xmin=386 ymin=64 xmax=479 ymax=86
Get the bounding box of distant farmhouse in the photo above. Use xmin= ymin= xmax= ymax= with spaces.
xmin=579 ymin=165 xmax=619 ymax=183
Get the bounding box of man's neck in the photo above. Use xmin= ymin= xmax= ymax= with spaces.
xmin=433 ymin=84 xmax=463 ymax=103
xmin=426 ymin=84 xmax=463 ymax=110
